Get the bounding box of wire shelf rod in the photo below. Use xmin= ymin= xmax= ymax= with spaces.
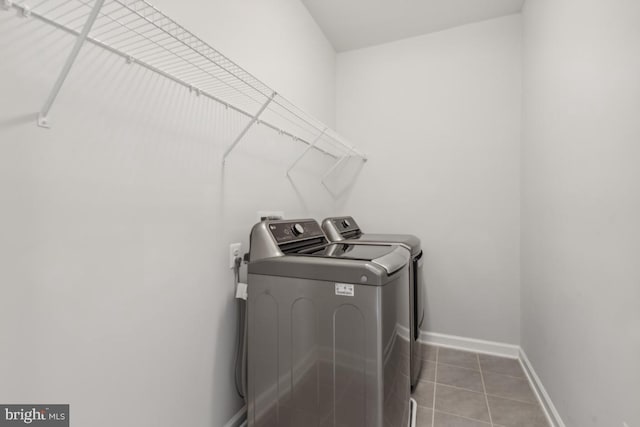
xmin=10 ymin=4 xmax=257 ymax=129
xmin=118 ymin=46 xmax=264 ymax=107
xmin=78 ymin=2 xmax=262 ymax=106
xmin=6 ymin=0 xmax=358 ymax=160
xmin=114 ymin=0 xmax=272 ymax=98
xmin=321 ymin=155 xmax=349 ymax=187
xmin=268 ymin=101 xmax=365 ymax=160
xmin=29 ymin=0 xmax=65 ymax=10
xmin=95 ymin=23 xmax=170 ymax=47
xmin=223 ymin=92 xmax=276 ymax=163
xmin=50 ymin=3 xmax=90 ymax=21
xmin=37 ymin=0 xmax=106 ymax=127
xmin=286 ymin=127 xmax=327 ymax=176
xmin=38 ymin=0 xmax=76 ymax=16
xmin=93 ymin=11 xmax=169 ymax=42
xmin=22 ymin=5 xmax=257 ymax=119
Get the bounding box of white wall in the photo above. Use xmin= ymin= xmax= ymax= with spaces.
xmin=335 ymin=15 xmax=522 ymax=344
xmin=0 ymin=1 xmax=337 ymax=426
xmin=521 ymin=0 xmax=640 ymax=426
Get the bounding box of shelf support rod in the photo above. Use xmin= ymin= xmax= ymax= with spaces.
xmin=37 ymin=0 xmax=105 ymax=128
xmin=321 ymin=155 xmax=349 ymax=188
xmin=286 ymin=127 xmax=327 ymax=177
xmin=223 ymin=91 xmax=277 ymax=163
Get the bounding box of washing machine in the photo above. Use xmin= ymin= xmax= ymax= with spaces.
xmin=247 ymin=219 xmax=415 ymax=427
xmin=322 ymin=216 xmax=424 ymax=390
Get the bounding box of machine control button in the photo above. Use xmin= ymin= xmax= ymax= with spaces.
xmin=292 ymin=223 xmax=304 ymax=236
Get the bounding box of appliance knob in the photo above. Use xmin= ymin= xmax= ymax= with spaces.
xmin=292 ymin=223 xmax=304 ymax=236
xmin=342 ymin=219 xmax=351 ymax=228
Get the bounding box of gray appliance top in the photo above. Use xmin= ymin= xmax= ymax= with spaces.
xmin=303 ymin=243 xmax=410 ymax=274
xmin=248 ymin=218 xmax=411 ymax=284
xmin=249 ymin=218 xmax=327 ymax=262
xmin=322 ymin=216 xmax=421 ymax=255
xmin=248 ymin=245 xmax=409 ymax=285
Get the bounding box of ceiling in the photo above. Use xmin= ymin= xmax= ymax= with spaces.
xmin=301 ymin=0 xmax=525 ymax=52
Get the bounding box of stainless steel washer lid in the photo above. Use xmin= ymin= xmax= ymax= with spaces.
xmin=358 ymin=233 xmax=421 ymax=256
xmin=317 ymin=243 xmax=410 ymax=274
xmin=322 ymin=216 xmax=421 ymax=255
xmin=248 ymin=243 xmax=410 ymax=284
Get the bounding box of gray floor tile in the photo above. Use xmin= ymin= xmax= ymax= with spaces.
xmin=478 ymin=354 xmax=524 ymax=378
xmin=482 ymin=371 xmax=537 ymax=403
xmin=434 ymin=384 xmax=490 ymax=422
xmin=487 ymin=395 xmax=549 ymax=427
xmin=438 ymin=348 xmax=480 ymax=370
xmin=437 ymin=364 xmax=484 ymax=392
xmin=419 ymin=360 xmax=436 ymax=382
xmin=416 ymin=406 xmax=433 ymax=427
xmin=433 ymin=411 xmax=491 ymax=427
xmin=412 ymin=380 xmax=435 ymax=408
xmin=421 ymin=344 xmax=438 ymax=361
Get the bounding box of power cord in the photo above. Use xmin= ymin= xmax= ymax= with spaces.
xmin=232 ymin=255 xmax=248 ymax=400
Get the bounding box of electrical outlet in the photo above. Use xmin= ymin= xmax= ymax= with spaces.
xmin=229 ymin=243 xmax=242 ymax=269
xmin=257 ymin=211 xmax=284 ymax=222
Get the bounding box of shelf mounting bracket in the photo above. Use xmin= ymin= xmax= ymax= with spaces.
xmin=286 ymin=127 xmax=327 ymax=177
xmin=223 ymin=91 xmax=277 ymax=163
xmin=37 ymin=0 xmax=105 ymax=128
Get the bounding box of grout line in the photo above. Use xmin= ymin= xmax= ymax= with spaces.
xmin=431 ymin=346 xmax=438 ymax=427
xmin=482 ymin=371 xmax=527 ymax=380
xmin=485 ymin=392 xmax=539 ymax=406
xmin=477 ymin=354 xmax=495 ymax=427
xmin=434 ymin=409 xmax=492 ymax=425
xmin=480 ymin=365 xmax=527 ymax=380
xmin=437 ymin=361 xmax=481 ymax=372
xmin=434 ymin=383 xmax=486 ymax=395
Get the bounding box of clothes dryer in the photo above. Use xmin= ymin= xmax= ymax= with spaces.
xmin=322 ymin=216 xmax=424 ymax=390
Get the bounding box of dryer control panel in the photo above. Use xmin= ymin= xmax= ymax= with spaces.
xmin=331 ymin=216 xmax=360 ymax=233
xmin=324 ymin=216 xmax=362 ymax=240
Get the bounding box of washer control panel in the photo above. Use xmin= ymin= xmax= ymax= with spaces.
xmin=269 ymin=220 xmax=324 ymax=244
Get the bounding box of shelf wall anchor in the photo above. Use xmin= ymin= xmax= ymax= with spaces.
xmin=286 ymin=127 xmax=327 ymax=176
xmin=222 ymin=91 xmax=276 ymax=164
xmin=37 ymin=0 xmax=105 ymax=128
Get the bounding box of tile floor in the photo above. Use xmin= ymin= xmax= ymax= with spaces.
xmin=412 ymin=345 xmax=549 ymax=427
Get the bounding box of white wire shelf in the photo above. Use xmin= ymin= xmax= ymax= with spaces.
xmin=3 ymin=0 xmax=367 ymax=165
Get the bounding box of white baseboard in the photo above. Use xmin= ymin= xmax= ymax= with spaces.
xmin=519 ymin=349 xmax=566 ymax=427
xmin=419 ymin=331 xmax=520 ymax=358
xmin=418 ymin=331 xmax=565 ymax=427
xmin=222 ymin=405 xmax=247 ymax=427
